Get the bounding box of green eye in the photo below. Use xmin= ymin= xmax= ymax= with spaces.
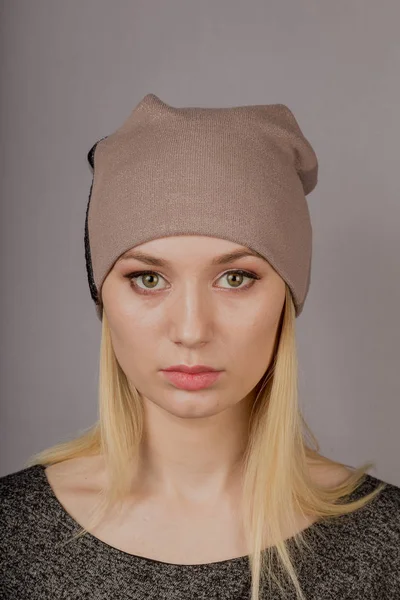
xmin=138 ymin=272 xmax=160 ymax=289
xmin=222 ymin=271 xmax=247 ymax=288
xmin=124 ymin=269 xmax=260 ymax=294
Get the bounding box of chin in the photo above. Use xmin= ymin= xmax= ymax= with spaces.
xmin=156 ymin=393 xmax=230 ymax=419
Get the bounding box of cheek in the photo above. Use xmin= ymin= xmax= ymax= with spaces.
xmin=106 ymin=317 xmax=152 ymax=377
xmin=229 ymin=312 xmax=281 ymax=374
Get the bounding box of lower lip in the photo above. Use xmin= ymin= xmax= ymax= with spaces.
xmin=161 ymin=370 xmax=223 ymax=391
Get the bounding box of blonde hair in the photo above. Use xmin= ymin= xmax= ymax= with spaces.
xmin=25 ymin=284 xmax=386 ymax=600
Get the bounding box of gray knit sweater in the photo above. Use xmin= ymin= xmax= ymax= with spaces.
xmin=1 ymin=464 xmax=399 ymax=599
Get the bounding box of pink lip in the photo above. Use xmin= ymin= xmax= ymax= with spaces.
xmin=163 ymin=364 xmax=219 ymax=374
xmin=161 ymin=370 xmax=223 ymax=391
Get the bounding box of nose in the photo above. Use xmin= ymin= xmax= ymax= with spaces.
xmin=168 ymin=282 xmax=214 ymax=347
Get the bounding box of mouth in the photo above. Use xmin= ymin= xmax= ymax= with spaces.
xmin=160 ymin=370 xmax=223 ymax=391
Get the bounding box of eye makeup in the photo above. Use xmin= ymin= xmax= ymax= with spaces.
xmin=123 ymin=269 xmax=261 ymax=295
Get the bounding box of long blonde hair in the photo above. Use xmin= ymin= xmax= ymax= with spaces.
xmin=25 ymin=285 xmax=386 ymax=600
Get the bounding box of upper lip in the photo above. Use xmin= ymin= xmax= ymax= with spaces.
xmin=162 ymin=364 xmax=221 ymax=373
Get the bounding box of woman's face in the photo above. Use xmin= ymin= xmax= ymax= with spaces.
xmin=101 ymin=236 xmax=286 ymax=419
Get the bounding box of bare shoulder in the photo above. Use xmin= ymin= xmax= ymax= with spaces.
xmin=44 ymin=455 xmax=106 ymax=494
xmin=307 ymin=457 xmax=354 ymax=488
xmin=43 ymin=455 xmax=111 ymax=529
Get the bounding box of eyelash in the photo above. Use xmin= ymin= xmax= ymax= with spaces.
xmin=123 ymin=269 xmax=261 ymax=295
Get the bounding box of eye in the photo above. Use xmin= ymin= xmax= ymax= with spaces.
xmin=124 ymin=270 xmax=260 ymax=295
xmin=218 ymin=270 xmax=259 ymax=290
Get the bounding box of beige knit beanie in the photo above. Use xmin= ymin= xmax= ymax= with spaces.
xmin=84 ymin=93 xmax=318 ymax=321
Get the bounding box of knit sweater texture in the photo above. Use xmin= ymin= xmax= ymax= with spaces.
xmin=1 ymin=464 xmax=400 ymax=599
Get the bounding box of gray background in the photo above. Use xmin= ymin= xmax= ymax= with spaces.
xmin=1 ymin=1 xmax=399 ymax=485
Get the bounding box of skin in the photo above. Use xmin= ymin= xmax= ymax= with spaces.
xmin=101 ymin=235 xmax=286 ymax=507
xmin=44 ymin=235 xmax=353 ymax=560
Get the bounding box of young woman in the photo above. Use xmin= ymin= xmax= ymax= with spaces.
xmin=1 ymin=94 xmax=399 ymax=600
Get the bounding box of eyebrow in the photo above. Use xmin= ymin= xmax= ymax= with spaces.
xmin=118 ymin=247 xmax=265 ymax=267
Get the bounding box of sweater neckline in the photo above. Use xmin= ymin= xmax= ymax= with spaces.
xmin=32 ymin=463 xmax=379 ymax=571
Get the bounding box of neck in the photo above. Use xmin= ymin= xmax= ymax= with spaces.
xmin=133 ymin=390 xmax=255 ymax=505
